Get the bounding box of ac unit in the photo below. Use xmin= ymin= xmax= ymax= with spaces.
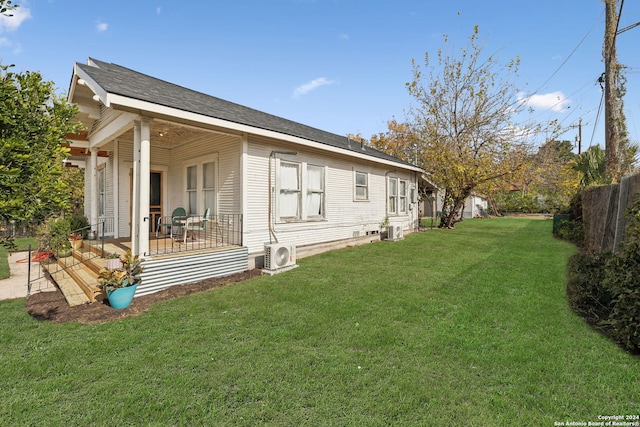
xmin=387 ymin=225 xmax=404 ymax=241
xmin=264 ymin=243 xmax=297 ymax=270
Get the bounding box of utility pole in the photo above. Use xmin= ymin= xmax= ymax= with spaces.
xmin=604 ymin=0 xmax=620 ymax=182
xmin=578 ymin=118 xmax=582 ymax=154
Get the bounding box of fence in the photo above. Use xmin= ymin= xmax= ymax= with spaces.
xmin=0 ymin=220 xmax=39 ymax=238
xmin=582 ymin=172 xmax=640 ymax=252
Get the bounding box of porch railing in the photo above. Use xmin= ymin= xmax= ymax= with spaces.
xmin=150 ymin=213 xmax=243 ymax=256
xmin=27 ymin=221 xmax=107 ymax=296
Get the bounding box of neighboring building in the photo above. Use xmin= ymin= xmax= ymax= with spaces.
xmin=66 ymin=58 xmax=423 ymax=295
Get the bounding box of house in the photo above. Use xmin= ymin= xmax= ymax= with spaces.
xmin=66 ymin=58 xmax=423 ymax=296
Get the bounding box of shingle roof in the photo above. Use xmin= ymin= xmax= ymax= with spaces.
xmin=76 ymin=58 xmax=416 ymax=168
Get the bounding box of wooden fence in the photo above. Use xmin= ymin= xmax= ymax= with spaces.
xmin=582 ymin=172 xmax=640 ymax=252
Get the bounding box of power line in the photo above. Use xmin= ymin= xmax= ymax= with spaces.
xmin=531 ymin=9 xmax=604 ymax=96
xmin=589 ymin=90 xmax=605 ymax=148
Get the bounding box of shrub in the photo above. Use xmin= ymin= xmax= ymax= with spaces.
xmin=68 ymin=213 xmax=89 ymax=238
xmin=601 ymin=197 xmax=640 ymax=353
xmin=556 ymin=220 xmax=585 ymax=246
xmin=566 ymin=251 xmax=612 ymax=326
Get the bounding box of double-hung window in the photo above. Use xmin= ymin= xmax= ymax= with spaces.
xmin=399 ymin=180 xmax=407 ymax=213
xmin=388 ymin=177 xmax=408 ymax=215
xmin=277 ymin=161 xmax=325 ymax=221
xmin=185 ymin=155 xmax=217 ymax=216
xmin=354 ymin=171 xmax=368 ymax=201
xmin=306 ymin=165 xmax=324 ymax=218
xmin=97 ymin=166 xmax=106 ymax=216
xmin=186 ymin=165 xmax=198 ymax=215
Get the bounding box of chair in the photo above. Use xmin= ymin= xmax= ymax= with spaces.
xmin=156 ymin=207 xmax=187 ymax=238
xmin=184 ymin=208 xmax=210 ymax=243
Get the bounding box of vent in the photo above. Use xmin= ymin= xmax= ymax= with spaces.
xmin=264 ymin=243 xmax=297 ymax=270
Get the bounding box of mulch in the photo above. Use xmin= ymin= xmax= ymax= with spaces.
xmin=25 ymin=269 xmax=263 ymax=324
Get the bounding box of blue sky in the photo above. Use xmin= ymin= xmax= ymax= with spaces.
xmin=0 ymin=0 xmax=638 ymax=151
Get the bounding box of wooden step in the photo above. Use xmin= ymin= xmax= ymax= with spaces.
xmin=49 ymin=269 xmax=91 ymax=307
xmin=41 ymin=243 xmax=128 ymax=307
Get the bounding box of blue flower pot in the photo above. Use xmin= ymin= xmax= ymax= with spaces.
xmin=106 ymin=284 xmax=138 ymax=309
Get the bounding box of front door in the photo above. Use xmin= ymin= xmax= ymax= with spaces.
xmin=149 ymin=171 xmax=163 ymax=232
xmin=130 ymin=170 xmax=164 ymax=233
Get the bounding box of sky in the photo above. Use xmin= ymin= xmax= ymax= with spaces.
xmin=0 ymin=0 xmax=638 ymax=152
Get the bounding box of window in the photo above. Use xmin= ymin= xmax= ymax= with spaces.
xmin=203 ymin=161 xmax=216 ymax=214
xmin=399 ymin=180 xmax=407 ymax=213
xmin=186 ymin=165 xmax=197 ymax=215
xmin=388 ymin=177 xmax=397 ymax=214
xmin=185 ymin=157 xmax=217 ymax=216
xmin=306 ymin=165 xmax=324 ymax=217
xmin=388 ymin=177 xmax=408 ymax=215
xmin=97 ymin=167 xmax=106 ymax=216
xmin=279 ymin=162 xmax=301 ymax=218
xmin=355 ymin=171 xmax=368 ymax=200
xmin=277 ymin=161 xmax=325 ymax=221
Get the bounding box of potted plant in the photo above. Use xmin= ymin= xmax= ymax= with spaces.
xmin=105 ymin=252 xmax=122 ymax=270
xmin=68 ymin=232 xmax=83 ymax=250
xmin=97 ymin=250 xmax=143 ymax=309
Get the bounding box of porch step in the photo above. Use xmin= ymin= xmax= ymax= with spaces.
xmin=48 ymin=269 xmax=92 ymax=307
xmin=42 ymin=248 xmax=110 ymax=306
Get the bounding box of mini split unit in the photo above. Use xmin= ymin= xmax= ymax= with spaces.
xmin=264 ymin=243 xmax=298 ymax=273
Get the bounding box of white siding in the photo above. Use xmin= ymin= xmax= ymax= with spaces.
xmin=244 ymin=136 xmax=419 ymax=255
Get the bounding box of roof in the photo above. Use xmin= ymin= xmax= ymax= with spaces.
xmin=74 ymin=58 xmax=417 ymax=169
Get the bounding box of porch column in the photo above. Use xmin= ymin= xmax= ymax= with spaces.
xmin=112 ymin=140 xmax=120 ymax=239
xmin=131 ymin=122 xmax=141 ymax=255
xmin=139 ymin=118 xmax=151 ymax=257
xmin=89 ymin=148 xmax=98 ymax=235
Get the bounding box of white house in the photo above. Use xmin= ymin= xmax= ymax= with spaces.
xmin=66 ymin=58 xmax=423 ymax=296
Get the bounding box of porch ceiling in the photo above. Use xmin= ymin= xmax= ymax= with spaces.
xmin=115 ymin=120 xmax=221 ymax=149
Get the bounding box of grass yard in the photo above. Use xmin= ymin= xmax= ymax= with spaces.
xmin=1 ymin=218 xmax=638 ymax=425
xmin=0 ymin=237 xmax=37 ymax=279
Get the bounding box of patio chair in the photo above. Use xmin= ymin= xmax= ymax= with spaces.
xmin=184 ymin=208 xmax=210 ymax=243
xmin=156 ymin=207 xmax=187 ymax=238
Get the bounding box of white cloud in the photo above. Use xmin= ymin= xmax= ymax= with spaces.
xmin=156 ymin=6 xmax=162 ymax=14
xmin=518 ymin=91 xmax=570 ymax=112
xmin=96 ymin=21 xmax=108 ymax=32
xmin=0 ymin=5 xmax=32 ymax=32
xmin=292 ymin=77 xmax=335 ymax=98
xmin=339 ymin=33 xmax=349 ymax=40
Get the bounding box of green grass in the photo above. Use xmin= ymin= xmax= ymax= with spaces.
xmin=1 ymin=218 xmax=639 ymax=425
xmin=0 ymin=237 xmax=37 ymax=279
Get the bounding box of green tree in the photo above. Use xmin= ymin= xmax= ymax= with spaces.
xmin=0 ymin=65 xmax=81 ymax=221
xmin=403 ymin=26 xmax=551 ymax=228
xmin=0 ymin=55 xmax=82 ymax=248
xmin=571 ymin=145 xmax=607 ymax=188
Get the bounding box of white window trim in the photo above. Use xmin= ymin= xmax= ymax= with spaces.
xmin=388 ymin=177 xmax=409 ymax=216
xmin=184 ymin=153 xmax=218 ymax=216
xmin=354 ymin=171 xmax=369 ymax=201
xmin=97 ymin=165 xmax=106 ymax=216
xmin=276 ymin=159 xmax=326 ymax=222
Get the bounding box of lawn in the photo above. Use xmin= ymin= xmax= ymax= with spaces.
xmin=1 ymin=218 xmax=638 ymax=426
xmin=0 ymin=237 xmax=37 ymax=279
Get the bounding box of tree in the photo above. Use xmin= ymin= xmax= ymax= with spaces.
xmin=0 ymin=56 xmax=82 ymax=248
xmin=571 ymin=145 xmax=607 ymax=189
xmin=404 ymin=26 xmax=548 ymax=228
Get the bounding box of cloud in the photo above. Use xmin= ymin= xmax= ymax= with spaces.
xmin=292 ymin=77 xmax=335 ymax=98
xmin=156 ymin=6 xmax=162 ymax=14
xmin=0 ymin=5 xmax=32 ymax=32
xmin=518 ymin=91 xmax=570 ymax=112
xmin=96 ymin=21 xmax=108 ymax=32
xmin=339 ymin=33 xmax=349 ymax=40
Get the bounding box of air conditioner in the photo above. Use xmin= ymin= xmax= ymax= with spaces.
xmin=264 ymin=243 xmax=297 ymax=270
xmin=387 ymin=225 xmax=404 ymax=241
